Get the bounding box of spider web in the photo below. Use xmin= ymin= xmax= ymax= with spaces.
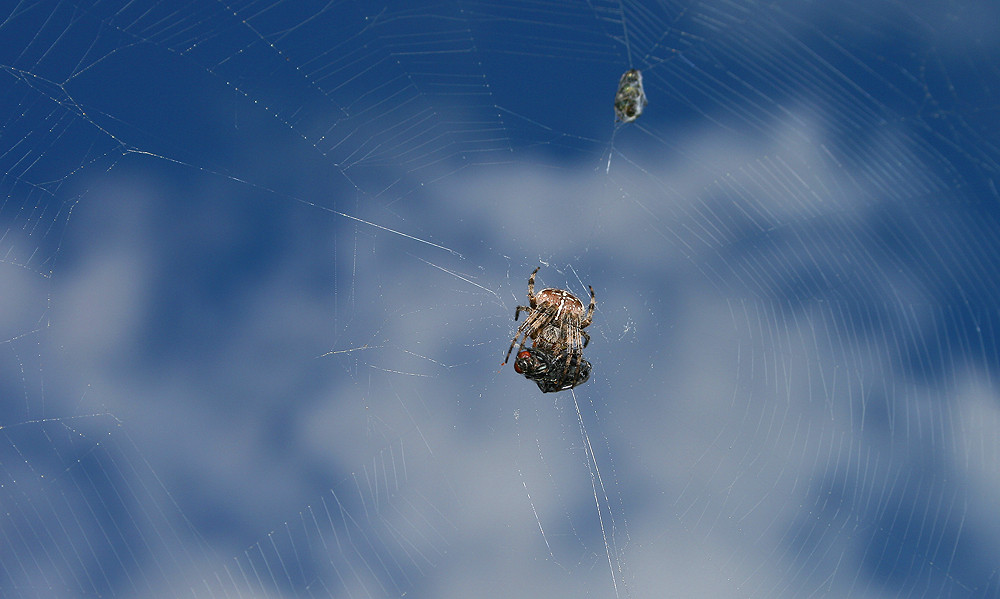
xmin=2 ymin=0 xmax=1000 ymax=597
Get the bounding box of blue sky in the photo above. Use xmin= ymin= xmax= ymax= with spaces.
xmin=2 ymin=0 xmax=999 ymax=597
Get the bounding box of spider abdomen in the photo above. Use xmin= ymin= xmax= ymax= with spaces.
xmin=535 ymin=288 xmax=586 ymax=319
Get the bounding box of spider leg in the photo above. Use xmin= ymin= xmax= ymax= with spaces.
xmin=527 ymin=267 xmax=540 ymax=308
xmin=523 ymin=310 xmax=554 ymax=349
xmin=581 ymin=330 xmax=590 ymax=349
xmin=562 ymin=316 xmax=584 ymax=387
xmin=506 ymin=307 xmax=540 ymax=364
xmin=573 ymin=327 xmax=591 ymax=387
xmin=503 ymin=333 xmax=523 ymax=366
xmin=580 ymin=285 xmax=596 ymax=328
xmin=503 ymin=316 xmax=534 ymax=365
xmin=503 ymin=308 xmax=552 ymax=365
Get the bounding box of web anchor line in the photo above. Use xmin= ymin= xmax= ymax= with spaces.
xmin=572 ymin=389 xmax=630 ymax=599
xmin=125 ymin=149 xmax=462 ymax=258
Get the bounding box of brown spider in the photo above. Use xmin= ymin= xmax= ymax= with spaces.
xmin=503 ymin=267 xmax=596 ymax=391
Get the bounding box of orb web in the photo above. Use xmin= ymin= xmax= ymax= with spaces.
xmin=1 ymin=0 xmax=999 ymax=597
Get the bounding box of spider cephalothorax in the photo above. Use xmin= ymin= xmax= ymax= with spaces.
xmin=503 ymin=267 xmax=596 ymax=392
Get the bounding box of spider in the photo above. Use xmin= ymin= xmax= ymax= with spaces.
xmin=503 ymin=267 xmax=596 ymax=391
xmin=514 ymin=347 xmax=592 ymax=393
xmin=614 ymin=69 xmax=648 ymax=123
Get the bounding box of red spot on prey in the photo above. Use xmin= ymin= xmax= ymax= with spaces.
xmin=513 ymin=350 xmax=532 ymax=373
